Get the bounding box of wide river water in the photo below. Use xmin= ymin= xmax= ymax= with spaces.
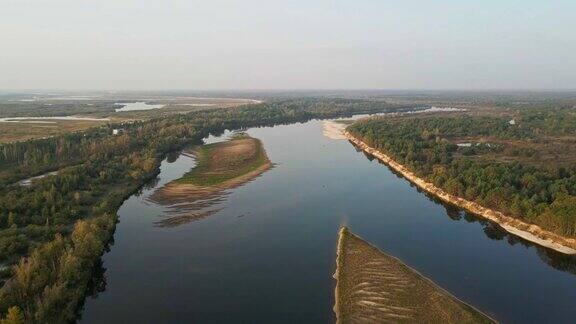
xmin=80 ymin=118 xmax=576 ymax=323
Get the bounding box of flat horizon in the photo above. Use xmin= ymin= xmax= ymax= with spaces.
xmin=3 ymin=1 xmax=575 ymax=90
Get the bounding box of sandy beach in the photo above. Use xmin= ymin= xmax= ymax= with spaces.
xmin=322 ymin=120 xmax=348 ymax=140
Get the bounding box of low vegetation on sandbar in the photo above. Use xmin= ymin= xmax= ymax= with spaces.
xmin=334 ymin=227 xmax=494 ymax=323
xmin=178 ymin=134 xmax=270 ymax=186
xmin=149 ymin=134 xmax=272 ymax=226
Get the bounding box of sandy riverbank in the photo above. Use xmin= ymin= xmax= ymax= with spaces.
xmin=322 ymin=121 xmax=348 ymax=140
xmin=344 ymin=131 xmax=576 ymax=255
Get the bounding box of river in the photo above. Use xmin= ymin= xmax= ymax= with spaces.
xmin=80 ymin=118 xmax=576 ymax=323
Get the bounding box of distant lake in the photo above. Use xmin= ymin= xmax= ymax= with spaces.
xmin=114 ymin=102 xmax=165 ymax=112
xmin=80 ymin=118 xmax=576 ymax=324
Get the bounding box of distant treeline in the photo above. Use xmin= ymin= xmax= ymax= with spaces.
xmin=0 ymin=102 xmax=118 ymax=118
xmin=0 ymin=98 xmax=410 ymax=323
xmin=348 ymin=107 xmax=576 ymax=240
xmin=0 ymin=98 xmax=411 ymax=185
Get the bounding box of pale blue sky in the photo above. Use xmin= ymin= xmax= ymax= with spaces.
xmin=2 ymin=0 xmax=575 ymax=90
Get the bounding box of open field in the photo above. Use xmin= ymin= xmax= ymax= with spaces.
xmin=334 ymin=227 xmax=494 ymax=323
xmin=0 ymin=119 xmax=112 ymax=143
xmin=149 ymin=135 xmax=272 ymax=226
xmin=0 ymin=93 xmax=262 ymax=142
xmin=450 ymin=135 xmax=576 ymax=167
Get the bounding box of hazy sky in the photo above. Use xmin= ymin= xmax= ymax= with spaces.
xmin=2 ymin=0 xmax=575 ymax=90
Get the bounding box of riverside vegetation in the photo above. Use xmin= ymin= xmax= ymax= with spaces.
xmin=347 ymin=106 xmax=576 ymax=240
xmin=0 ymin=98 xmax=410 ymax=323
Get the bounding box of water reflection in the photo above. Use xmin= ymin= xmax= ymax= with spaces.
xmin=438 ymin=192 xmax=576 ymax=275
xmin=148 ymin=148 xmax=273 ymax=227
xmin=355 ymin=142 xmax=576 ymax=277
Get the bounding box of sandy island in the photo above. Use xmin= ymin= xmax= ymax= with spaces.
xmin=334 ymin=227 xmax=495 ymax=323
xmin=344 ymin=130 xmax=576 ymax=255
xmin=149 ymin=135 xmax=272 ymax=227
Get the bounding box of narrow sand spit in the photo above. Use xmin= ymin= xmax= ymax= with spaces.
xmin=345 ymin=131 xmax=576 ymax=255
xmin=323 ymin=121 xmax=348 ymax=140
xmin=334 ymin=227 xmax=495 ymax=323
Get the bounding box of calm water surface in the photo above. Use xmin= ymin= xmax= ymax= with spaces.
xmin=114 ymin=102 xmax=165 ymax=112
xmin=80 ymin=119 xmax=576 ymax=323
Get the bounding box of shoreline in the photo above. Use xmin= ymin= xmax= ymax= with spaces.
xmin=148 ymin=136 xmax=272 ymax=227
xmin=322 ymin=121 xmax=348 ymax=140
xmin=332 ymin=227 xmax=345 ymax=324
xmin=344 ymin=130 xmax=576 ymax=255
xmin=333 ymin=227 xmax=496 ymax=323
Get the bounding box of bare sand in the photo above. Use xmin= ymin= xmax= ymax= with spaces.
xmin=334 ymin=227 xmax=495 ymax=323
xmin=17 ymin=171 xmax=59 ymax=186
xmin=322 ymin=121 xmax=349 ymax=140
xmin=345 ymin=131 xmax=576 ymax=255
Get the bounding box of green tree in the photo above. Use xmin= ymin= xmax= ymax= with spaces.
xmin=1 ymin=306 xmax=24 ymax=324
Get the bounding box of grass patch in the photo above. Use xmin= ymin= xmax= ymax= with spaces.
xmin=177 ymin=134 xmax=270 ymax=186
xmin=0 ymin=120 xmax=112 ymax=143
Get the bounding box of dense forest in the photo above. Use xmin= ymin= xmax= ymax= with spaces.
xmin=0 ymin=98 xmax=411 ymax=323
xmin=348 ymin=107 xmax=576 ymax=240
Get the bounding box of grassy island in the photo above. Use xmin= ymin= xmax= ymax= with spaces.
xmin=177 ymin=134 xmax=271 ymax=186
xmin=149 ymin=134 xmax=272 ymax=227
